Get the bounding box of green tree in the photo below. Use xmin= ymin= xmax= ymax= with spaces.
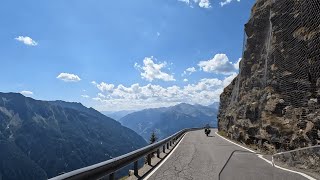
xmin=149 ymin=131 xmax=158 ymax=144
xmin=145 ymin=131 xmax=158 ymax=164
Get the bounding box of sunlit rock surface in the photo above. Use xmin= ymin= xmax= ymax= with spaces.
xmin=218 ymin=0 xmax=320 ymax=153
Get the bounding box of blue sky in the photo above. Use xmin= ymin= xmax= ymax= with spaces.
xmin=0 ymin=0 xmax=255 ymax=111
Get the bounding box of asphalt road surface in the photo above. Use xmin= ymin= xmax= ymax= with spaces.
xmin=146 ymin=129 xmax=306 ymax=180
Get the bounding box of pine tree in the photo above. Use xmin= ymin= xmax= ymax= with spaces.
xmin=149 ymin=131 xmax=157 ymax=144
xmin=145 ymin=131 xmax=158 ymax=164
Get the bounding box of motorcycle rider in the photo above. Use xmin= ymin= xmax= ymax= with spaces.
xmin=204 ymin=124 xmax=211 ymax=136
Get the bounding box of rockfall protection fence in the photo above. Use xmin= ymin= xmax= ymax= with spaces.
xmin=267 ymin=0 xmax=320 ymax=108
xmin=49 ymin=128 xmax=203 ymax=180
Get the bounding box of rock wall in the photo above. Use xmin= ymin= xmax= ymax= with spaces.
xmin=218 ymin=0 xmax=320 ymax=153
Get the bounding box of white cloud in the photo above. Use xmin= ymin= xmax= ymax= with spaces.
xmin=20 ymin=90 xmax=33 ymax=96
xmin=57 ymin=73 xmax=81 ymax=82
xmin=134 ymin=57 xmax=175 ymax=82
xmin=196 ymin=0 xmax=211 ymax=8
xmin=98 ymin=93 xmax=106 ymax=98
xmin=234 ymin=58 xmax=242 ymax=70
xmin=186 ymin=67 xmax=196 ymax=73
xmin=90 ymin=75 xmax=236 ymax=111
xmin=184 ymin=78 xmax=222 ymax=92
xmin=198 ymin=54 xmax=238 ymax=75
xmin=81 ymin=95 xmax=90 ymax=98
xmin=178 ymin=0 xmax=190 ymax=4
xmin=92 ymin=97 xmax=101 ymax=101
xmin=15 ymin=36 xmax=38 ymax=46
xmin=178 ymin=0 xmax=211 ymax=8
xmin=93 ymin=82 xmax=115 ymax=92
xmin=89 ymin=53 xmax=241 ymax=111
xmin=182 ymin=67 xmax=197 ymax=76
xmin=223 ymin=73 xmax=238 ymax=87
xmin=220 ymin=0 xmax=240 ymax=7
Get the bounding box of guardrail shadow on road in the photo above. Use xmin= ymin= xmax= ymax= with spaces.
xmin=220 ymin=146 xmax=320 ymax=180
xmin=219 ymin=150 xmax=274 ymax=180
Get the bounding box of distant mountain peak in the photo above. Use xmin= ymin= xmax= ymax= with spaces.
xmin=0 ymin=92 xmax=147 ymax=179
xmin=120 ymin=103 xmax=218 ymax=141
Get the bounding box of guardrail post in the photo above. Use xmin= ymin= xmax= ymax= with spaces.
xmin=134 ymin=161 xmax=138 ymax=176
xmin=147 ymin=154 xmax=152 ymax=165
xmin=109 ymin=172 xmax=115 ymax=180
xmin=157 ymin=148 xmax=160 ymax=158
xmin=48 ymin=129 xmax=200 ymax=180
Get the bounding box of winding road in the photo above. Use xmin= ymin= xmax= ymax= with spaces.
xmin=145 ymin=129 xmax=307 ymax=180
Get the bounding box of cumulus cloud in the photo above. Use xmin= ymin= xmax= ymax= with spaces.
xmin=198 ymin=54 xmax=239 ymax=75
xmin=20 ymin=90 xmax=33 ymax=96
xmin=92 ymin=81 xmax=115 ymax=92
xmin=234 ymin=58 xmax=242 ymax=70
xmin=134 ymin=57 xmax=175 ymax=82
xmin=223 ymin=73 xmax=238 ymax=87
xmin=15 ymin=36 xmax=38 ymax=46
xmin=81 ymin=95 xmax=90 ymax=98
xmin=220 ymin=0 xmax=240 ymax=7
xmin=178 ymin=0 xmax=190 ymax=3
xmin=196 ymin=0 xmax=211 ymax=8
xmin=182 ymin=67 xmax=196 ymax=76
xmin=90 ymin=53 xmax=243 ymax=111
xmin=178 ymin=0 xmax=211 ymax=8
xmin=98 ymin=93 xmax=106 ymax=98
xmin=90 ymin=75 xmax=237 ymax=111
xmin=57 ymin=73 xmax=81 ymax=82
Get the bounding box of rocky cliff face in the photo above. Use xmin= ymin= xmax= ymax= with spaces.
xmin=218 ymin=0 xmax=320 ymax=153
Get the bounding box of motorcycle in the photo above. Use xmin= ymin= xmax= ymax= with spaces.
xmin=204 ymin=128 xmax=211 ymax=136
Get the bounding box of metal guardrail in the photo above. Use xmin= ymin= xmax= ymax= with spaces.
xmin=219 ymin=146 xmax=320 ymax=180
xmin=272 ymin=145 xmax=320 ymax=157
xmin=272 ymin=145 xmax=320 ymax=180
xmin=272 ymin=145 xmax=320 ymax=167
xmin=49 ymin=128 xmax=203 ymax=180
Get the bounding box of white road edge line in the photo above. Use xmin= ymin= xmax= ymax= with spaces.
xmin=215 ymin=131 xmax=316 ymax=180
xmin=144 ymin=132 xmax=188 ymax=180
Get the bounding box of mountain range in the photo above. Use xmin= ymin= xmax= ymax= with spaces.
xmin=120 ymin=103 xmax=219 ymax=140
xmin=0 ymin=93 xmax=147 ymax=180
xmin=101 ymin=110 xmax=136 ymax=121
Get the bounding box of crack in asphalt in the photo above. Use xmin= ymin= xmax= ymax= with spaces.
xmin=148 ymin=133 xmax=216 ymax=180
xmin=146 ymin=130 xmax=307 ymax=180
